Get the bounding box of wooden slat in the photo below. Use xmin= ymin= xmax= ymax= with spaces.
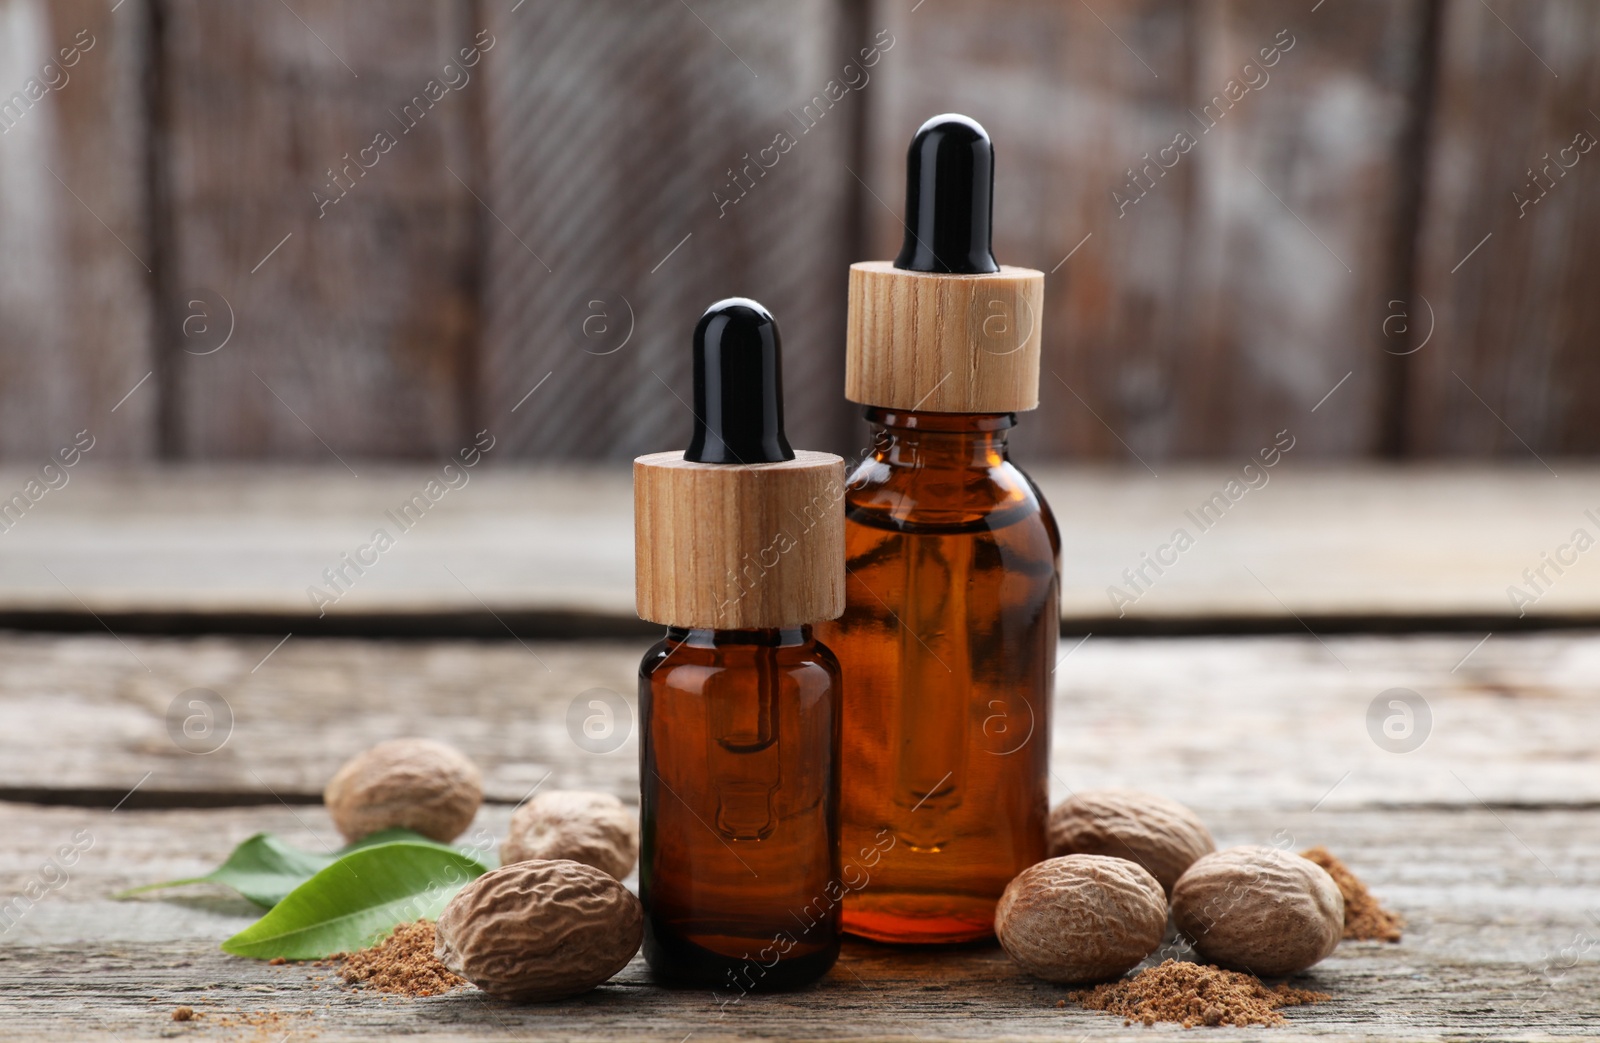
xmin=478 ymin=0 xmax=857 ymax=462
xmin=1052 ymin=464 xmax=1600 ymax=624
xmin=0 ymin=631 xmax=1595 ymax=810
xmin=861 ymin=0 xmax=1430 ymax=461
xmin=1 ymin=802 xmax=1596 ymax=1039
xmin=0 ymin=0 xmax=154 ymax=459
xmin=1405 ymin=0 xmax=1600 ymax=457
xmin=1171 ymin=0 xmax=1431 ymax=459
xmin=0 ymin=465 xmax=641 ymax=620
xmin=156 ymin=0 xmax=479 ymax=459
xmin=2 ymin=465 xmax=1600 ymax=626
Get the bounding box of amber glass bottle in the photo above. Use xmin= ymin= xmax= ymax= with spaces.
xmin=639 ymin=625 xmax=841 ymax=989
xmin=820 ymin=408 xmax=1058 ymax=942
xmin=823 ymin=114 xmax=1057 ymax=942
xmin=634 ymin=299 xmax=846 ymax=990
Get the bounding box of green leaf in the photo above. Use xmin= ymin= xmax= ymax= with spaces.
xmin=115 ymin=829 xmax=494 ymax=909
xmin=221 ymin=842 xmax=489 ymax=960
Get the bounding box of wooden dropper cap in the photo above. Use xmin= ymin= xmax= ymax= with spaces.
xmin=635 ymin=299 xmax=844 ymax=630
xmin=846 ymin=114 xmax=1044 ymax=413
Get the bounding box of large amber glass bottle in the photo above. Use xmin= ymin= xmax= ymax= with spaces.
xmin=820 ymin=409 xmax=1057 ymax=942
xmin=639 ymin=625 xmax=842 ymax=990
xmin=825 ymin=114 xmax=1056 ymax=942
xmin=633 ymin=298 xmax=846 ymax=989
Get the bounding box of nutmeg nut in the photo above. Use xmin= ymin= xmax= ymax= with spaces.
xmin=1048 ymin=788 xmax=1215 ymax=896
xmin=1171 ymin=845 xmax=1345 ymax=977
xmin=501 ymin=791 xmax=638 ymax=880
xmin=323 ymin=738 xmax=483 ymax=844
xmin=995 ymin=854 xmax=1168 ymax=984
xmin=435 ymin=859 xmax=643 ymax=1002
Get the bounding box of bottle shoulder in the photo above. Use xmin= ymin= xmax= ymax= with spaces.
xmin=1017 ymin=464 xmax=1062 ymax=557
xmin=843 ymin=455 xmax=1054 ymax=536
xmin=639 ymin=634 xmax=841 ymax=681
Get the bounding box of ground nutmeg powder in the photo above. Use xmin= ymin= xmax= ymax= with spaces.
xmin=1069 ymin=959 xmax=1330 ymax=1028
xmin=330 ymin=920 xmax=467 ymax=997
xmin=1301 ymin=846 xmax=1403 ymax=943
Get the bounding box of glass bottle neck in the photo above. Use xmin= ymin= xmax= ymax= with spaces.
xmin=864 ymin=407 xmax=1015 ymax=469
xmin=664 ymin=625 xmax=812 ymax=648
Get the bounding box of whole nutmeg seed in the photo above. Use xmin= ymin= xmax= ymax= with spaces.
xmin=1171 ymin=845 xmax=1345 ymax=977
xmin=501 ymin=791 xmax=638 ymax=880
xmin=435 ymin=859 xmax=643 ymax=1002
xmin=1048 ymin=788 xmax=1215 ymax=896
xmin=323 ymin=738 xmax=483 ymax=844
xmin=995 ymin=854 xmax=1168 ymax=984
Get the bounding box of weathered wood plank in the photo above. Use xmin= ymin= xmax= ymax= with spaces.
xmin=0 ymin=466 xmax=640 ymax=620
xmin=0 ymin=0 xmax=154 ymax=459
xmin=861 ymin=0 xmax=1429 ymax=462
xmin=1405 ymin=0 xmax=1600 ymax=458
xmin=1170 ymin=0 xmax=1430 ymax=459
xmin=157 ymin=0 xmax=480 ymax=459
xmin=1056 ymin=464 xmax=1600 ymax=624
xmin=478 ymin=0 xmax=857 ymax=462
xmin=0 ymin=631 xmax=1594 ymax=809
xmin=1 ymin=803 xmax=1595 ymax=1040
xmin=1 ymin=465 xmax=1599 ymax=625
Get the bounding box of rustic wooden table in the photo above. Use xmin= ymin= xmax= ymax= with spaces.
xmin=1 ymin=467 xmax=1596 ymax=1041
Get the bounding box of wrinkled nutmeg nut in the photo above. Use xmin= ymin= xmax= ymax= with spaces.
xmin=323 ymin=738 xmax=483 ymax=844
xmin=995 ymin=854 xmax=1168 ymax=984
xmin=501 ymin=791 xmax=638 ymax=880
xmin=435 ymin=859 xmax=643 ymax=1002
xmin=1171 ymin=845 xmax=1344 ymax=977
xmin=1047 ymin=788 xmax=1215 ymax=896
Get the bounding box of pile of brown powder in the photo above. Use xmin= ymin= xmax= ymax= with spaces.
xmin=1301 ymin=846 xmax=1403 ymax=942
xmin=1069 ymin=960 xmax=1330 ymax=1028
xmin=329 ymin=920 xmax=467 ymax=997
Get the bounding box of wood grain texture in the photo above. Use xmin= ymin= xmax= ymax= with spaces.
xmin=845 ymin=262 xmax=1043 ymax=412
xmin=1 ymin=630 xmax=1596 ymax=810
xmin=634 ymin=451 xmax=845 ymax=628
xmin=1 ymin=628 xmax=1596 ymax=1037
xmin=3 ymin=465 xmax=1600 ymax=625
xmin=0 ymin=465 xmax=640 ymax=620
xmin=1405 ymin=0 xmax=1600 ymax=458
xmin=1168 ymin=0 xmax=1431 ymax=461
xmin=477 ymin=0 xmax=859 ymax=462
xmin=0 ymin=804 xmax=1596 ymax=1039
xmin=0 ymin=0 xmax=154 ymax=460
xmin=156 ymin=0 xmax=480 ymax=460
xmin=0 ymin=1 xmax=1595 ymax=470
xmin=861 ymin=0 xmax=1431 ymax=463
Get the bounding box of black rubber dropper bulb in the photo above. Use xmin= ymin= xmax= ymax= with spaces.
xmin=894 ymin=113 xmax=1000 ymax=275
xmin=684 ymin=298 xmax=795 ymax=465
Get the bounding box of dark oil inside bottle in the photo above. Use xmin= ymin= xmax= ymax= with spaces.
xmin=817 ymin=408 xmax=1060 ymax=943
xmin=639 ymin=625 xmax=842 ymax=991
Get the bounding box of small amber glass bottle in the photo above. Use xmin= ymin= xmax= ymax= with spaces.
xmin=820 ymin=115 xmax=1058 ymax=943
xmin=639 ymin=625 xmax=841 ymax=990
xmin=634 ymin=299 xmax=846 ymax=991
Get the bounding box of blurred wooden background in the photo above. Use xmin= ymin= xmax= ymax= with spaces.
xmin=0 ymin=0 xmax=1595 ymax=464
